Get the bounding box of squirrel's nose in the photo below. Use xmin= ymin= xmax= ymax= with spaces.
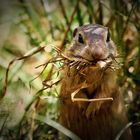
xmin=91 ymin=45 xmax=104 ymax=60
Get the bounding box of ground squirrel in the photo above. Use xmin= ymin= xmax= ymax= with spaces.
xmin=59 ymin=24 xmax=132 ymax=140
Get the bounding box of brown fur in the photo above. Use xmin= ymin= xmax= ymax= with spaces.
xmin=59 ymin=24 xmax=132 ymax=140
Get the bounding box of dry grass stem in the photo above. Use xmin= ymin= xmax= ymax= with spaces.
xmin=71 ymin=82 xmax=113 ymax=102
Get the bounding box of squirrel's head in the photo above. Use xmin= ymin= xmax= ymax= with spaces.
xmin=67 ymin=24 xmax=117 ymax=64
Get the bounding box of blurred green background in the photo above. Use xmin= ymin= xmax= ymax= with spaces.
xmin=0 ymin=0 xmax=140 ymax=139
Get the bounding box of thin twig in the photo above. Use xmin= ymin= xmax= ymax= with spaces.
xmin=1 ymin=46 xmax=45 ymax=99
xmin=121 ymin=1 xmax=137 ymax=37
xmin=71 ymin=82 xmax=113 ymax=102
xmin=58 ymin=0 xmax=69 ymax=26
xmin=35 ymin=57 xmax=64 ymax=69
xmin=72 ymin=98 xmax=113 ymax=102
xmin=59 ymin=0 xmax=79 ymax=50
xmin=98 ymin=0 xmax=103 ymax=24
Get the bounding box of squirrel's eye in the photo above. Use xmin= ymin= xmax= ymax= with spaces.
xmin=78 ymin=33 xmax=84 ymax=44
xmin=106 ymin=30 xmax=110 ymax=42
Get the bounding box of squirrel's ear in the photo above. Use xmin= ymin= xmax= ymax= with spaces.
xmin=73 ymin=28 xmax=78 ymax=37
